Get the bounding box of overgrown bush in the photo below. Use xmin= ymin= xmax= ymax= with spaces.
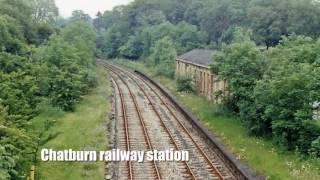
xmin=148 ymin=37 xmax=177 ymax=78
xmin=0 ymin=52 xmax=42 ymax=120
xmin=211 ymin=28 xmax=267 ymax=133
xmin=34 ymin=36 xmax=87 ymax=111
xmin=253 ymin=36 xmax=320 ymax=154
xmin=176 ymin=75 xmax=194 ymax=93
xmin=212 ymin=32 xmax=320 ymax=156
xmin=0 ymin=1 xmax=97 ymax=177
xmin=310 ymin=137 xmax=320 ymax=157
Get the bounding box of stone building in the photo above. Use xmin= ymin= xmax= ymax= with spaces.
xmin=176 ymin=49 xmax=227 ymax=101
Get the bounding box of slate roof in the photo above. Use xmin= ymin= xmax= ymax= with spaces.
xmin=177 ymin=49 xmax=216 ymax=67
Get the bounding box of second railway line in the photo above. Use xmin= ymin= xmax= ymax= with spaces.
xmin=100 ymin=61 xmax=256 ymax=180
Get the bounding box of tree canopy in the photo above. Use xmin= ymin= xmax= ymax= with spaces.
xmin=211 ymin=31 xmax=320 ymax=156
xmin=93 ymin=0 xmax=320 ymax=157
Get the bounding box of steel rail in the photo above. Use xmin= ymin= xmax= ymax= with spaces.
xmin=110 ymin=68 xmax=162 ymax=180
xmin=108 ymin=65 xmax=197 ymax=179
xmin=109 ymin=63 xmax=226 ymax=180
xmin=111 ymin=78 xmax=133 ymax=180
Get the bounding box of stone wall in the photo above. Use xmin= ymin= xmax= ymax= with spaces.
xmin=176 ymin=59 xmax=227 ymax=102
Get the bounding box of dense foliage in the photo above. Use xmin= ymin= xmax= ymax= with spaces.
xmin=147 ymin=37 xmax=177 ymax=78
xmin=95 ymin=0 xmax=320 ymax=56
xmin=0 ymin=0 xmax=319 ymax=177
xmin=94 ymin=0 xmax=320 ymax=157
xmin=176 ymin=75 xmax=194 ymax=93
xmin=0 ymin=0 xmax=96 ymax=178
xmin=212 ymin=31 xmax=320 ymax=156
xmin=94 ymin=0 xmax=211 ymax=76
xmin=254 ymin=36 xmax=320 ymax=154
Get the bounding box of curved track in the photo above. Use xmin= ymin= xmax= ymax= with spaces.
xmin=100 ymin=61 xmax=236 ymax=180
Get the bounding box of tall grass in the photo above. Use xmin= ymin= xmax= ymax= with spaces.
xmin=31 ymin=66 xmax=111 ymax=180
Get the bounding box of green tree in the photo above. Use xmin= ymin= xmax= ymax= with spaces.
xmin=34 ymin=22 xmax=56 ymax=44
xmin=0 ymin=52 xmax=41 ymax=119
xmin=199 ymin=0 xmax=249 ymax=43
xmin=29 ymin=0 xmax=59 ymax=23
xmin=133 ymin=22 xmax=207 ymax=58
xmin=100 ymin=22 xmax=130 ymax=58
xmin=93 ymin=7 xmax=123 ymax=31
xmin=287 ymin=0 xmax=320 ymax=38
xmin=248 ymin=0 xmax=320 ymax=48
xmin=176 ymin=75 xmax=194 ymax=92
xmin=61 ymin=20 xmax=96 ymax=64
xmin=0 ymin=0 xmax=100 ymax=177
xmin=0 ymin=15 xmax=26 ymax=54
xmin=138 ymin=22 xmax=176 ymax=57
xmin=211 ymin=29 xmax=267 ymax=134
xmin=248 ymin=0 xmax=289 ymax=48
xmin=253 ymin=35 xmax=320 ymax=152
xmin=34 ymin=36 xmax=88 ymax=110
xmin=183 ymin=0 xmax=206 ymax=26
xmin=173 ymin=21 xmax=207 ymax=54
xmin=0 ymin=104 xmax=34 ymax=180
xmin=148 ymin=37 xmax=177 ymax=78
xmin=70 ymin=10 xmax=91 ymax=23
xmin=120 ymin=35 xmax=144 ymax=60
xmin=0 ymin=0 xmax=37 ymax=44
xmin=164 ymin=0 xmax=192 ymax=24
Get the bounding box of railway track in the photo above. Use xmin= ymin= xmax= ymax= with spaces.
xmin=99 ymin=60 xmax=258 ymax=180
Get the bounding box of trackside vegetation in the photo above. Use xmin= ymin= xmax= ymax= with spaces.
xmin=211 ymin=33 xmax=320 ymax=156
xmin=0 ymin=0 xmax=319 ymax=179
xmin=176 ymin=75 xmax=194 ymax=93
xmin=0 ymin=0 xmax=97 ymax=178
xmin=95 ymin=0 xmax=320 ymax=159
xmin=113 ymin=59 xmax=320 ymax=180
xmin=34 ymin=67 xmax=110 ymax=179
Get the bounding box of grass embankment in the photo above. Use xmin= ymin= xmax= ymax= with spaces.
xmin=30 ymin=66 xmax=111 ymax=180
xmin=114 ymin=59 xmax=320 ymax=180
